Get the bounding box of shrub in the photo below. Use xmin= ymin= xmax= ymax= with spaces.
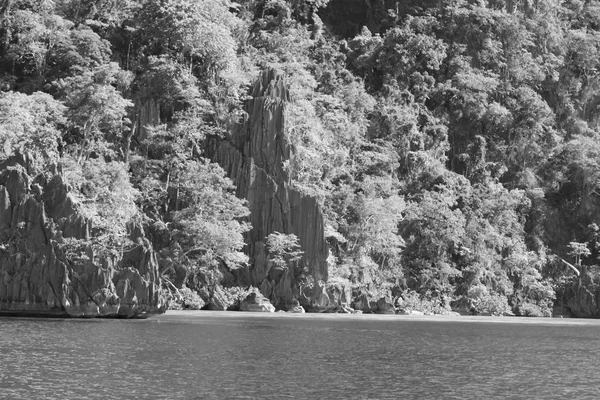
xmin=170 ymin=286 xmax=206 ymax=310
xmin=467 ymin=285 xmax=512 ymax=316
xmin=398 ymin=289 xmax=450 ymax=315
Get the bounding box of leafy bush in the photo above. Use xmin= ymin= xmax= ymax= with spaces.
xmin=266 ymin=232 xmax=303 ymax=269
xmin=517 ymin=302 xmax=551 ymax=318
xmin=171 ymin=159 xmax=251 ymax=269
xmin=397 ymin=289 xmax=450 ymax=315
xmin=0 ymin=91 xmax=65 ymax=163
xmin=467 ymin=285 xmax=512 ymax=316
xmin=62 ymin=157 xmax=139 ymax=241
xmin=170 ymin=286 xmax=205 ymax=310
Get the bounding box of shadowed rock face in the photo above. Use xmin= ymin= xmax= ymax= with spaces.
xmin=319 ymin=0 xmax=441 ymax=37
xmin=560 ymin=270 xmax=600 ymax=318
xmin=0 ymin=154 xmax=166 ymax=318
xmin=207 ymin=70 xmax=330 ymax=310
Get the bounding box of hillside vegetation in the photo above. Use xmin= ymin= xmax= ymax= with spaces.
xmin=2 ymin=0 xmax=600 ymax=316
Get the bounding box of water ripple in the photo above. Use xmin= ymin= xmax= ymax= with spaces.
xmin=1 ymin=313 xmax=600 ymax=399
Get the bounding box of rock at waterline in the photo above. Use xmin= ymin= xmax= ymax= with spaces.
xmin=0 ymin=154 xmax=166 ymax=318
xmin=397 ymin=310 xmax=424 ymax=316
xmin=352 ymin=293 xmax=374 ymax=313
xmin=206 ymin=286 xmax=231 ymax=311
xmin=240 ymin=292 xmax=275 ymax=312
xmin=321 ymin=304 xmax=357 ymax=313
xmin=375 ymin=297 xmax=396 ymax=314
xmin=289 ymin=305 xmax=305 ymax=313
xmin=438 ymin=310 xmax=461 ymax=316
xmin=287 ymin=298 xmax=305 ymax=313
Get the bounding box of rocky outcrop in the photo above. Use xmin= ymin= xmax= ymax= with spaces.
xmin=240 ymin=292 xmax=276 ymax=312
xmin=326 ymin=278 xmax=352 ymax=307
xmin=375 ymin=297 xmax=396 ymax=314
xmin=135 ymin=96 xmax=160 ymax=141
xmin=352 ymin=293 xmax=375 ymax=313
xmin=289 ymin=304 xmax=305 ymax=313
xmin=0 ymin=155 xmax=166 ymax=318
xmin=321 ymin=303 xmax=358 ymax=313
xmin=205 ymin=286 xmax=235 ymax=311
xmin=287 ymin=298 xmax=305 ymax=313
xmin=206 ymin=70 xmax=330 ymax=310
xmin=559 ymin=271 xmax=600 ymax=318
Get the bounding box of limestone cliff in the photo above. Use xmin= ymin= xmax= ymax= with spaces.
xmin=558 ymin=269 xmax=600 ymax=318
xmin=207 ymin=70 xmax=330 ymax=310
xmin=0 ymin=154 xmax=166 ymax=318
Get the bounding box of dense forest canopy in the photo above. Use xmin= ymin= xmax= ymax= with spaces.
xmin=2 ymin=0 xmax=600 ymax=315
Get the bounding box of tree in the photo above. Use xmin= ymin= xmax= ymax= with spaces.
xmin=132 ymin=106 xmax=251 ymax=287
xmin=55 ymin=62 xmax=133 ymax=162
xmin=1 ymin=6 xmax=73 ymax=91
xmin=266 ymin=232 xmax=303 ymax=269
xmin=568 ymin=241 xmax=590 ymax=266
xmin=136 ymin=0 xmax=245 ymax=84
xmin=401 ymin=184 xmax=466 ymax=298
xmin=61 ymin=156 xmax=140 ymax=260
xmin=0 ymin=90 xmax=65 ymax=163
xmin=170 ymin=159 xmax=251 ymax=269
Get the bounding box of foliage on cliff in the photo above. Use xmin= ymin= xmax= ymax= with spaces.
xmin=3 ymin=0 xmax=600 ymax=315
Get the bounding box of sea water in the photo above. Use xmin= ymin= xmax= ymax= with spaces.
xmin=1 ymin=311 xmax=600 ymax=399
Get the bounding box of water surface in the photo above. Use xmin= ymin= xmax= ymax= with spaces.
xmin=1 ymin=311 xmax=600 ymax=399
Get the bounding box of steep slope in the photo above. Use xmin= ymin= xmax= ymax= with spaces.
xmin=207 ymin=70 xmax=331 ymax=310
xmin=0 ymin=154 xmax=166 ymax=318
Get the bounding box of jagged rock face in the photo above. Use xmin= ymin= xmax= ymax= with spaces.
xmin=240 ymin=292 xmax=276 ymax=313
xmin=352 ymin=293 xmax=375 ymax=313
xmin=136 ymin=97 xmax=160 ymax=141
xmin=375 ymin=297 xmax=396 ymax=314
xmin=560 ymin=272 xmax=600 ymax=318
xmin=207 ymin=70 xmax=330 ymax=310
xmin=0 ymin=155 xmax=166 ymax=318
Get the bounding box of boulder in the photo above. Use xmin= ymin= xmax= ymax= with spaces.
xmin=341 ymin=304 xmax=357 ymax=314
xmin=240 ymin=292 xmax=275 ymax=312
xmin=288 ymin=298 xmax=305 ymax=313
xmin=352 ymin=293 xmax=374 ymax=313
xmin=289 ymin=305 xmax=305 ymax=313
xmin=375 ymin=297 xmax=396 ymax=314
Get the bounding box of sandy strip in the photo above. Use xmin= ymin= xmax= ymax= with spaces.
xmin=152 ymin=310 xmax=600 ymax=326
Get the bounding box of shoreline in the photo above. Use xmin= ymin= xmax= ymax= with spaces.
xmin=155 ymin=309 xmax=600 ymax=326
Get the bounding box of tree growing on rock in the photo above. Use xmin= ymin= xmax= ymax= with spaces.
xmin=0 ymin=91 xmax=65 ymax=164
xmin=568 ymin=241 xmax=591 ymax=266
xmin=265 ymin=232 xmax=304 ymax=269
